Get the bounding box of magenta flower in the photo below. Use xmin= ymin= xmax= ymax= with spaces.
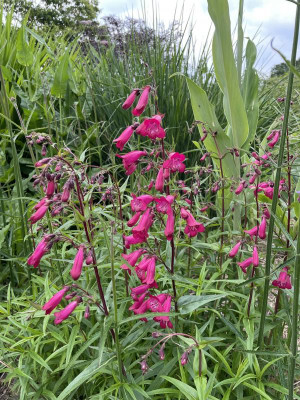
xmin=181 ymin=208 xmax=205 ymax=237
xmin=163 ymin=152 xmax=186 ymax=173
xmin=70 ymin=245 xmax=85 ymax=281
xmin=117 ymin=151 xmax=147 ymax=175
xmin=46 ymin=180 xmax=55 ymax=198
xmin=124 ymin=234 xmax=145 ymax=249
xmin=132 ymin=208 xmax=154 ymax=240
xmin=54 ymin=300 xmax=79 ymax=324
xmin=136 ymin=115 xmax=166 ymax=140
xmin=153 ymin=294 xmax=173 ymax=329
xmin=268 ymin=130 xmax=280 ymax=148
xmin=249 ymin=174 xmax=257 ymax=184
xmin=42 ymin=286 xmax=70 ymax=314
xmin=34 ymin=197 xmax=47 ymax=210
xmin=237 ymin=257 xmax=253 ymax=273
xmin=244 ymin=226 xmax=258 ymax=240
xmin=143 ymin=257 xmax=156 ymax=285
xmin=131 ymin=284 xmax=151 ymax=300
xmin=122 ymin=89 xmax=139 ymax=109
xmin=154 ymin=196 xmax=174 ymax=214
xmin=113 ymin=126 xmax=135 ymax=151
xmin=252 ymin=246 xmax=259 ymax=267
xmin=129 ymin=292 xmax=148 ymax=311
xmin=165 ymin=210 xmax=175 ymax=241
xmin=228 ymin=241 xmax=241 ymax=258
xmin=272 ymin=266 xmax=292 ymax=289
xmin=35 ymin=158 xmax=50 ymax=167
xmin=27 ymin=237 xmax=49 ymax=268
xmin=155 ymin=167 xmax=164 ymax=193
xmin=127 ymin=211 xmax=141 ymax=227
xmin=258 ymin=217 xmax=267 ymax=239
xmin=235 ymin=181 xmax=245 ymax=195
xmin=132 ymin=86 xmax=151 ymax=116
xmin=131 ymin=194 xmax=153 ymax=212
xmin=120 ymin=249 xmax=146 ymax=270
xmin=61 ymin=186 xmax=71 ymax=202
xmin=263 ymin=207 xmax=271 ymax=219
xmin=29 ymin=204 xmax=49 ymax=224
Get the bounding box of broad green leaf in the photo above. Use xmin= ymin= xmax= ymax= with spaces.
xmin=178 ymin=294 xmax=226 ymax=314
xmin=208 ymin=0 xmax=249 ymax=149
xmin=16 ymin=22 xmax=33 ymax=66
xmin=162 ymin=376 xmax=198 ymax=400
xmin=185 ymin=77 xmax=238 ymax=181
xmin=241 ymin=39 xmax=259 ymax=150
xmin=51 ymin=51 xmax=69 ymax=98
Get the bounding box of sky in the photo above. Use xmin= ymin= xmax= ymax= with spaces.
xmin=99 ymin=0 xmax=299 ymax=76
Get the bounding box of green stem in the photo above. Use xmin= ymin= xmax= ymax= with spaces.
xmin=288 ymin=222 xmax=300 ymax=399
xmin=110 ymin=224 xmax=125 ymax=381
xmin=257 ymin=2 xmax=300 ymax=347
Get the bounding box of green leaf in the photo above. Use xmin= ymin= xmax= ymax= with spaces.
xmin=27 ymin=351 xmax=52 ymax=372
xmin=208 ymin=0 xmax=249 ymax=149
xmin=51 ymin=51 xmax=70 ymax=98
xmin=162 ymin=376 xmax=198 ymax=400
xmin=0 ymin=223 xmax=10 ymax=249
xmin=178 ymin=294 xmax=226 ymax=314
xmin=16 ymin=22 xmax=34 ymax=66
xmin=243 ymin=382 xmax=273 ymax=400
xmin=241 ymin=39 xmax=259 ymax=150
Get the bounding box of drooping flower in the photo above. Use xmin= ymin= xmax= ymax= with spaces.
xmin=252 ymin=246 xmax=259 ymax=267
xmin=258 ymin=217 xmax=267 ymax=240
xmin=42 ymin=286 xmax=70 ymax=315
xmin=143 ymin=257 xmax=156 ymax=285
xmin=124 ymin=234 xmax=145 ymax=249
xmin=61 ymin=184 xmax=71 ymax=202
xmin=29 ymin=204 xmax=49 ymax=224
xmin=235 ymin=181 xmax=245 ymax=195
xmin=272 ymin=266 xmax=292 ymax=289
xmin=54 ymin=300 xmax=79 ymax=324
xmin=163 ymin=152 xmax=186 ymax=173
xmin=228 ymin=241 xmax=241 ymax=258
xmin=132 ymin=208 xmax=154 ymax=240
xmin=155 ymin=167 xmax=164 ymax=193
xmin=154 ymin=196 xmax=174 ymax=214
xmin=27 ymin=236 xmax=51 ymax=268
xmin=244 ymin=226 xmax=258 ymax=240
xmin=46 ymin=179 xmax=55 ymax=198
xmin=131 ymin=194 xmax=153 ymax=212
xmin=132 ymin=86 xmax=151 ymax=116
xmin=120 ymin=249 xmax=146 ymax=271
xmin=237 ymin=257 xmax=253 ymax=273
xmin=127 ymin=211 xmax=141 ymax=227
xmin=34 ymin=197 xmax=47 ymax=210
xmin=70 ymin=245 xmax=85 ymax=281
xmin=152 ymin=294 xmax=173 ymax=329
xmin=136 ymin=115 xmax=166 ymax=140
xmin=35 ymin=158 xmax=50 ymax=167
xmin=164 ymin=210 xmax=175 ymax=241
xmin=267 ymin=130 xmax=280 ymax=148
xmin=117 ymin=151 xmax=147 ymax=175
xmin=122 ymin=89 xmax=139 ymax=109
xmin=113 ymin=126 xmax=135 ymax=151
xmin=180 ymin=208 xmax=205 ymax=238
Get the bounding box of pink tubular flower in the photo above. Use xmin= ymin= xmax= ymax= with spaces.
xmin=34 ymin=197 xmax=47 ymax=210
xmin=235 ymin=182 xmax=245 ymax=195
xmin=249 ymin=174 xmax=257 ymax=184
xmin=127 ymin=211 xmax=141 ymax=227
xmin=130 ymin=284 xmax=151 ymax=300
xmin=144 ymin=257 xmax=156 ymax=285
xmin=181 ymin=208 xmax=205 ymax=237
xmin=29 ymin=204 xmax=48 ymax=224
xmin=132 ymin=85 xmax=151 ymax=116
xmin=132 ymin=208 xmax=154 ymax=240
xmin=54 ymin=300 xmax=78 ymax=324
xmin=27 ymin=237 xmax=49 ymax=268
xmin=155 ymin=294 xmax=173 ymax=329
xmin=200 ymin=205 xmax=209 ymax=212
xmin=272 ymin=266 xmax=292 ymax=289
xmin=124 ymin=234 xmax=145 ymax=249
xmin=42 ymin=286 xmax=70 ymax=315
xmin=113 ymin=126 xmax=135 ymax=151
xmin=131 ymin=194 xmax=153 ymax=212
xmin=120 ymin=249 xmax=145 ymax=270
xmin=244 ymin=226 xmax=258 ymax=240
xmin=229 ymin=241 xmax=241 ymax=258
xmin=252 ymin=246 xmax=259 ymax=267
xmin=46 ymin=180 xmax=55 ymax=198
xmin=258 ymin=217 xmax=267 ymax=239
xmin=163 ymin=152 xmax=186 ymax=173
xmin=155 ymin=196 xmax=174 ymax=214
xmin=117 ymin=151 xmax=147 ymax=175
xmin=136 ymin=115 xmax=166 ymax=140
xmin=237 ymin=257 xmax=253 ymax=273
xmin=165 ymin=210 xmax=175 ymax=241
xmin=268 ymin=130 xmax=280 ymax=148
xmin=70 ymin=245 xmax=85 ymax=281
xmin=35 ymin=158 xmax=50 ymax=167
xmin=122 ymin=89 xmax=139 ymax=109
xmin=155 ymin=167 xmax=164 ymax=193
xmin=61 ymin=187 xmax=71 ymax=202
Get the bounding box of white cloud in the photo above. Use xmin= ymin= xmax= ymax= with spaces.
xmin=99 ymin=0 xmax=299 ymax=75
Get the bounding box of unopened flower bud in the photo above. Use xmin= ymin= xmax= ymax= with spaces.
xmin=41 ymin=144 xmax=47 ymax=156
xmin=151 ymin=331 xmax=161 ymax=338
xmin=84 ymin=305 xmax=90 ymax=319
xmin=159 ymin=343 xmax=165 ymax=360
xmin=181 ymin=351 xmax=189 ymax=365
xmin=141 ymin=359 xmax=149 ymax=374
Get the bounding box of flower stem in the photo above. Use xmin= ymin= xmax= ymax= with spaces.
xmin=257 ymin=2 xmax=300 ymax=348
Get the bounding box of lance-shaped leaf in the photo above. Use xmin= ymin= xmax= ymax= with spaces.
xmin=51 ymin=50 xmax=69 ymax=98
xmin=16 ymin=22 xmax=34 ymax=66
xmin=208 ymin=0 xmax=249 ymax=149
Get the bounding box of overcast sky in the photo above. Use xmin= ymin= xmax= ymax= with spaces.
xmin=99 ymin=0 xmax=299 ymax=76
